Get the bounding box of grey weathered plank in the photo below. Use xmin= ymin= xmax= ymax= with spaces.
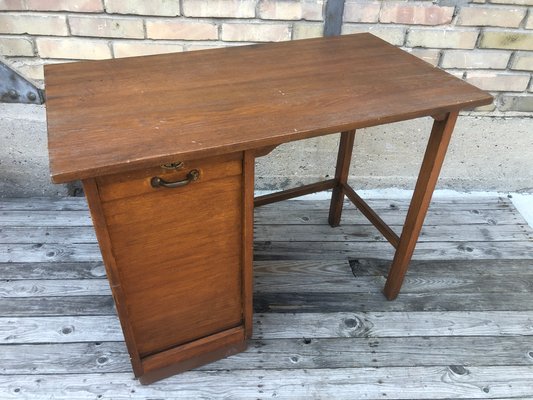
xmin=0 ymin=342 xmax=131 ymax=374
xmin=0 ymin=296 xmax=116 ymax=316
xmin=3 ymin=259 xmax=531 ymax=281
xmin=1 ymin=367 xmax=533 ymax=399
xmin=0 ymin=279 xmax=110 ymax=297
xmin=254 ymin=241 xmax=533 ymax=261
xmin=0 ymin=211 xmax=93 ymax=226
xmin=0 ymin=227 xmax=97 ymax=244
xmin=255 ymin=224 xmax=533 ymax=242
xmin=254 ymin=291 xmax=533 ymax=313
xmin=255 ymin=259 xmax=533 ymax=278
xmin=255 ymin=270 xmax=533 ymax=294
xmin=0 ymin=197 xmax=88 ymax=211
xmin=2 ymin=336 xmax=532 ymax=374
xmin=0 ymin=262 xmax=106 ymax=279
xmin=4 ymin=223 xmax=532 ymax=244
xmin=3 ymin=289 xmax=533 ymax=317
xmin=254 ymin=208 xmax=526 ymax=226
xmin=4 ymin=240 xmax=533 ymax=263
xmin=0 ymin=196 xmax=511 ymax=211
xmin=0 ymin=316 xmax=124 ymax=343
xmin=2 ymin=273 xmax=531 ymax=297
xmin=254 ymin=311 xmax=533 ymax=339
xmin=261 ymin=198 xmax=514 ymax=212
xmin=3 ymin=311 xmax=532 ymax=344
xmin=0 ymin=207 xmax=525 ymax=227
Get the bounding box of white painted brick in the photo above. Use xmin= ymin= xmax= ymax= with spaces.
xmin=380 ymin=2 xmax=454 ymax=25
xmin=104 ymin=0 xmax=179 ymax=16
xmin=69 ymin=15 xmax=144 ymax=38
xmin=36 ymin=37 xmax=111 ymax=59
xmin=489 ymin=0 xmax=533 ymax=5
xmin=301 ymin=0 xmax=323 ymax=21
xmin=292 ymin=22 xmax=323 ymax=39
xmin=406 ymin=28 xmax=479 ymax=49
xmin=26 ymin=0 xmax=104 ymax=12
xmin=342 ymin=25 xmax=406 ymax=46
xmin=221 ymin=23 xmax=291 ymax=42
xmin=0 ymin=0 xmax=26 ymax=10
xmin=466 ymin=71 xmax=530 ymax=91
xmin=0 ymin=36 xmax=34 ymax=56
xmin=0 ymin=13 xmax=68 ymax=36
xmin=343 ymin=1 xmax=380 ymax=23
xmin=404 ymin=48 xmax=441 ymax=66
xmin=258 ymin=0 xmax=323 ymax=21
xmin=511 ymin=52 xmax=533 ymax=70
xmin=441 ymin=50 xmax=511 ymax=69
xmin=456 ymin=6 xmax=526 ymax=28
xmin=182 ymin=0 xmax=255 ymax=18
xmin=259 ymin=0 xmax=302 ymax=20
xmin=146 ymin=20 xmax=218 ymax=40
xmin=113 ymin=41 xmax=184 ymax=57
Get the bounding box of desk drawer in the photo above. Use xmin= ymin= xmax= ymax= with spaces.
xmin=97 ymin=153 xmax=242 ymax=202
xmin=92 ymin=153 xmax=246 ymax=358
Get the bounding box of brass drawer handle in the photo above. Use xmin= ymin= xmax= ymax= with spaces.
xmin=151 ymin=169 xmax=200 ymax=189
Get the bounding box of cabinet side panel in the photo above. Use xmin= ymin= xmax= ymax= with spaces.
xmin=242 ymin=151 xmax=255 ymax=338
xmin=82 ymin=178 xmax=144 ymax=376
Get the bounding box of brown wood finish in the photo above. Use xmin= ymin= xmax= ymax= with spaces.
xmin=46 ymin=33 xmax=492 ymax=184
xmin=328 ymin=130 xmax=356 ymax=227
xmin=242 ymin=151 xmax=255 ymax=337
xmin=383 ymin=111 xmax=459 ymax=300
xmin=342 ymin=183 xmax=400 ymax=248
xmin=99 ymin=158 xmax=244 ymax=357
xmin=80 ymin=154 xmax=252 ymax=383
xmin=82 ymin=178 xmax=144 ymax=377
xmin=254 ymin=180 xmax=336 ymax=207
xmin=139 ymin=327 xmax=247 ymax=384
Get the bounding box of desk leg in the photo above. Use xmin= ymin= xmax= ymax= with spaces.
xmin=384 ymin=111 xmax=459 ymax=300
xmin=329 ymin=130 xmax=356 ymax=227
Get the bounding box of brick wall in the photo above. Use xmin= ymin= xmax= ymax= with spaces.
xmin=1 ymin=0 xmax=532 ymax=114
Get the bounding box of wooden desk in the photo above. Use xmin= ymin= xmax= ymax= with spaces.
xmin=45 ymin=33 xmax=492 ymax=384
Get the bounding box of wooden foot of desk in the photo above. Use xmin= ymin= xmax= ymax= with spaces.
xmin=329 ymin=130 xmax=356 ymax=227
xmin=383 ymin=111 xmax=459 ymax=300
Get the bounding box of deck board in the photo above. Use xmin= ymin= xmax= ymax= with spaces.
xmin=1 ymin=196 xmax=533 ymax=399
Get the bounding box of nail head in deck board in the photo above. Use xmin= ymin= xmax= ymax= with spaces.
xmin=44 ymin=34 xmax=491 ymax=183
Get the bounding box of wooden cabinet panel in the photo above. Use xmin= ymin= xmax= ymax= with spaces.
xmin=83 ymin=153 xmax=252 ymax=383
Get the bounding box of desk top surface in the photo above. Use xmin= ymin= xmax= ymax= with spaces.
xmin=45 ymin=33 xmax=492 ymax=183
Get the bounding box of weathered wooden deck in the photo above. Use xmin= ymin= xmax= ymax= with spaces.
xmin=1 ymin=196 xmax=533 ymax=399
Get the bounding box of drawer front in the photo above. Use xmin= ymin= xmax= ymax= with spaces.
xmin=97 ymin=153 xmax=242 ymax=202
xmin=97 ymin=155 xmax=244 ymax=357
